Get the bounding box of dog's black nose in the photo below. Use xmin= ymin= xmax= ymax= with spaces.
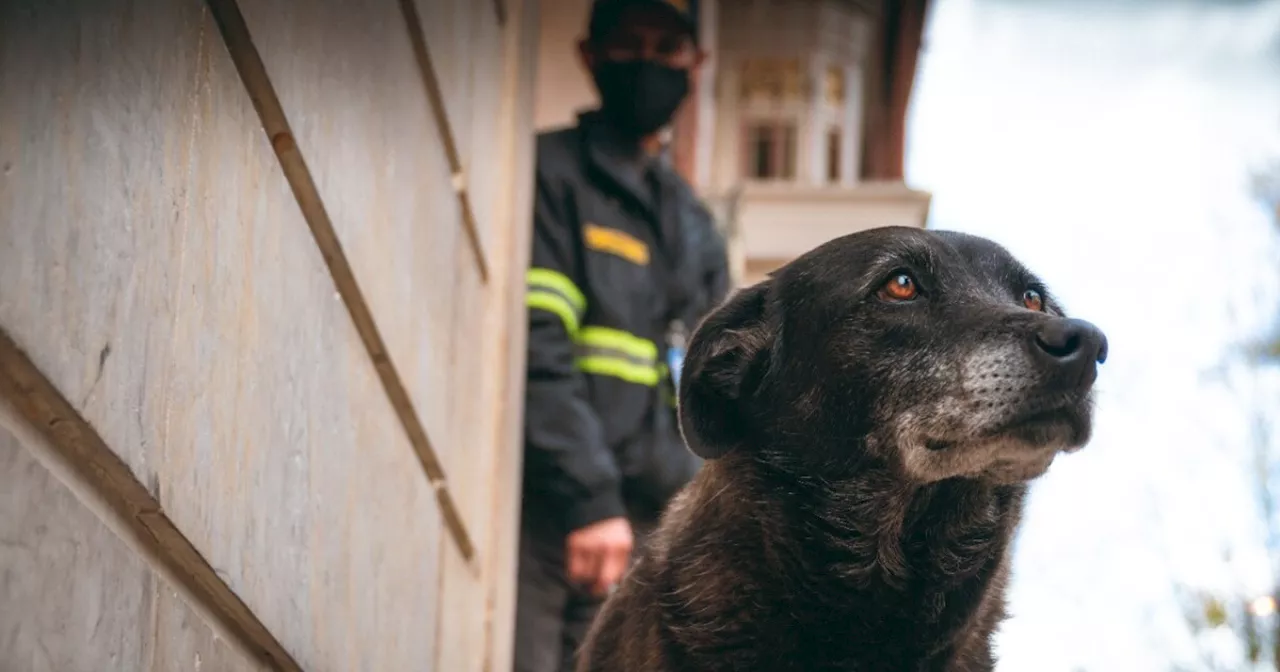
xmin=1033 ymin=318 xmax=1108 ymax=385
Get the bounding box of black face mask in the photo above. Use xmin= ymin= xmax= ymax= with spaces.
xmin=592 ymin=60 xmax=691 ymax=138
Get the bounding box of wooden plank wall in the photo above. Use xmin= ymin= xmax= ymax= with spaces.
xmin=0 ymin=0 xmax=537 ymax=669
xmin=0 ymin=405 xmax=265 ymax=672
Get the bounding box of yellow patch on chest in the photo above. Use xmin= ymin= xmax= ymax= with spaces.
xmin=583 ymin=223 xmax=650 ymax=266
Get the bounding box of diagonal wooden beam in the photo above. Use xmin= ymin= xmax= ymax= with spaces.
xmin=205 ymin=0 xmax=477 ymax=565
xmin=0 ymin=329 xmax=301 ymax=672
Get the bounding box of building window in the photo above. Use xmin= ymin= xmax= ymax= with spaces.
xmin=827 ymin=128 xmax=841 ymax=183
xmin=739 ymin=58 xmax=804 ymax=103
xmin=825 ymin=66 xmax=845 ymax=107
xmin=743 ymin=122 xmax=797 ymax=181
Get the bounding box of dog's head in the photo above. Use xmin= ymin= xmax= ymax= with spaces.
xmin=678 ymin=227 xmax=1107 ymax=484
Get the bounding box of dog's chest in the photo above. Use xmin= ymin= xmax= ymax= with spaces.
xmin=679 ymin=534 xmax=1009 ymax=671
xmin=656 ymin=478 xmax=1019 ymax=671
xmin=665 ymin=569 xmax=998 ymax=672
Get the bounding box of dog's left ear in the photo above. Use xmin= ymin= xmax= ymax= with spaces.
xmin=678 ymin=281 xmax=773 ymax=459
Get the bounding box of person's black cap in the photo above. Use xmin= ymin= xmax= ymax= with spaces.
xmin=587 ymin=0 xmax=698 ymax=45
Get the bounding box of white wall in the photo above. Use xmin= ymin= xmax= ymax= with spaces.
xmin=737 ymin=182 xmax=931 ymax=258
xmin=534 ymin=0 xmax=596 ymax=131
xmin=693 ymin=0 xmax=720 ymax=190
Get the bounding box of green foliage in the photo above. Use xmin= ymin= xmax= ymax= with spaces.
xmin=1205 ymin=596 xmax=1230 ymax=629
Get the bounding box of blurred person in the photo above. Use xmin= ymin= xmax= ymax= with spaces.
xmin=515 ymin=1 xmax=730 ymax=670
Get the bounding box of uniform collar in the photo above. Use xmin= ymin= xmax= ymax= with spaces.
xmin=578 ymin=110 xmax=667 ymax=218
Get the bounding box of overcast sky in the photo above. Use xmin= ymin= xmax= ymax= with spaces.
xmin=908 ymin=0 xmax=1280 ymax=668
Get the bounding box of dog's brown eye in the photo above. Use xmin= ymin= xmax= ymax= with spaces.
xmin=1023 ymin=289 xmax=1044 ymax=312
xmin=880 ymin=274 xmax=918 ymax=302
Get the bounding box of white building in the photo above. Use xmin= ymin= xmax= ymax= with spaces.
xmin=536 ymin=0 xmax=933 ymax=286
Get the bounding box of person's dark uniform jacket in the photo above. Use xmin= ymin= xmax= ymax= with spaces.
xmin=524 ymin=110 xmax=730 ymax=536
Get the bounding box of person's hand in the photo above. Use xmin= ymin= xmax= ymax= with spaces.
xmin=565 ymin=517 xmax=633 ymax=597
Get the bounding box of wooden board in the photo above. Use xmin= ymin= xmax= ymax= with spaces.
xmin=0 ymin=0 xmax=540 ymax=667
xmin=418 ymin=0 xmax=477 ymax=169
xmin=236 ymin=0 xmax=505 ymax=555
xmin=416 ymin=0 xmax=507 ymax=257
xmin=0 ymin=1 xmax=443 ymax=668
xmin=447 ymin=231 xmax=492 ymax=555
xmin=435 ymin=534 xmax=489 ymax=671
xmin=480 ymin=0 xmax=541 ymax=667
xmin=463 ymin=0 xmax=508 ymax=252
xmin=0 ymin=423 xmax=263 ymax=672
xmin=233 ymin=0 xmax=460 ymax=452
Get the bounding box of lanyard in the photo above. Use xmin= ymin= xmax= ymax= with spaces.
xmin=666 ymin=319 xmax=689 ymax=388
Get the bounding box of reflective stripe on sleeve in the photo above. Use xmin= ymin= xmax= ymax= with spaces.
xmin=573 ymin=326 xmax=660 ymax=387
xmin=526 ymin=268 xmax=587 ymax=335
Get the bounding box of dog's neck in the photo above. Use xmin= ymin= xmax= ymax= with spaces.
xmin=718 ymin=446 xmax=1025 ymax=603
xmin=649 ymin=452 xmax=1024 ymax=668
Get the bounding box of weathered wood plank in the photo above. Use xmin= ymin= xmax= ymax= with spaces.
xmin=0 ymin=421 xmax=263 ymax=672
xmin=464 ymin=1 xmax=508 ymax=252
xmin=404 ymin=0 xmax=492 ymax=279
xmin=234 ymin=0 xmax=496 ymax=559
xmin=482 ymin=1 xmax=542 ymax=666
xmin=435 ymin=536 xmax=489 ymax=671
xmin=446 ymin=232 xmax=493 ymax=567
xmin=152 ymin=590 xmax=267 ymax=672
xmin=206 ymin=0 xmax=474 ymax=563
xmin=413 ymin=0 xmax=508 ymax=261
xmin=0 ymin=329 xmax=296 ymax=671
xmin=0 ymin=0 xmax=444 ymax=668
xmin=427 ymin=2 xmax=534 ymax=667
xmin=1 ymin=424 xmax=149 ymax=672
xmin=418 ymin=0 xmax=476 ymax=169
xmin=435 ymin=206 xmax=496 ymax=672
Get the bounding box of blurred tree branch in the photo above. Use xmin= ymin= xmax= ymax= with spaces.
xmin=1175 ymin=158 xmax=1280 ymax=671
xmin=1250 ymin=160 xmax=1280 ymax=364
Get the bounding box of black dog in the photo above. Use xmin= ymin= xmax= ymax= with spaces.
xmin=575 ymin=227 xmax=1107 ymax=672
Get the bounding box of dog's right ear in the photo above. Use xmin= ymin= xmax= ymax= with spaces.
xmin=678 ymin=281 xmax=772 ymax=459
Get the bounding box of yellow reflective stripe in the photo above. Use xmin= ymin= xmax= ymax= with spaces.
xmin=577 ymin=326 xmax=658 ymax=362
xmin=575 ymin=356 xmax=660 ymax=387
xmin=574 ymin=326 xmax=660 ymax=386
xmin=526 ymin=268 xmax=586 ymax=315
xmin=527 ymin=291 xmax=581 ymax=335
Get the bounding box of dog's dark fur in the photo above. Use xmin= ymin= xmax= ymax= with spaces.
xmin=576 ymin=227 xmax=1108 ymax=672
